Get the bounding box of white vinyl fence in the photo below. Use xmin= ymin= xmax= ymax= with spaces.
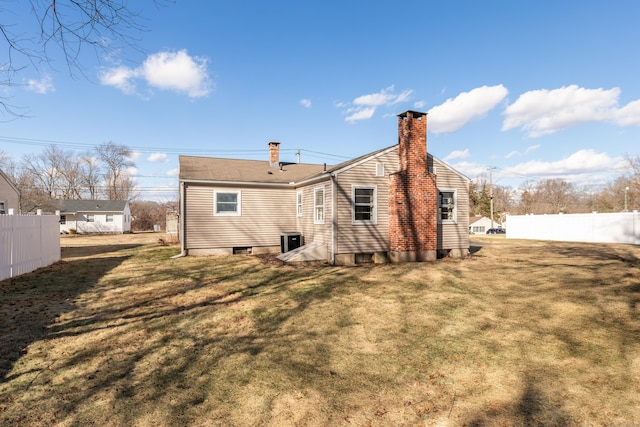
xmin=506 ymin=211 xmax=640 ymax=245
xmin=0 ymin=210 xmax=61 ymax=281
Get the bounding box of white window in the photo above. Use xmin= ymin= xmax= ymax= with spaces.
xmin=375 ymin=163 xmax=385 ymax=177
xmin=352 ymin=185 xmax=377 ymax=224
xmin=60 ymin=215 xmax=66 ymax=224
xmin=106 ymin=214 xmax=114 ymax=222
xmin=87 ymin=214 xmax=95 ymax=222
xmin=296 ymin=191 xmax=303 ymax=217
xmin=314 ymin=187 xmax=324 ymax=224
xmin=214 ymin=191 xmax=242 ymax=216
xmin=438 ymin=190 xmax=457 ymax=223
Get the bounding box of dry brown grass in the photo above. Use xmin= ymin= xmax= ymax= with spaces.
xmin=1 ymin=233 xmax=639 ymax=426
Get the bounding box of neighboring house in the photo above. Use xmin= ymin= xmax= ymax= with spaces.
xmin=0 ymin=168 xmax=20 ymax=215
xmin=57 ymin=200 xmax=131 ymax=234
xmin=469 ymin=215 xmax=501 ymax=234
xmin=178 ymin=110 xmax=470 ymax=264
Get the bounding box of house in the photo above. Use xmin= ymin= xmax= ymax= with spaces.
xmin=469 ymin=215 xmax=501 ymax=234
xmin=57 ymin=200 xmax=131 ymax=234
xmin=178 ymin=110 xmax=470 ymax=264
xmin=0 ymin=168 xmax=20 ymax=215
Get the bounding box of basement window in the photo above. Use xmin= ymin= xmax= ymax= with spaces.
xmin=355 ymin=253 xmax=374 ymax=264
xmin=233 ymin=247 xmax=252 ymax=255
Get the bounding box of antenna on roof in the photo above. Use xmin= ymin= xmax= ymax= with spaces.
xmin=296 ymin=149 xmax=301 ymax=164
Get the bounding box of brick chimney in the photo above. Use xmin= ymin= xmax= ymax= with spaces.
xmin=268 ymin=141 xmax=280 ymax=167
xmin=388 ymin=111 xmax=438 ymax=262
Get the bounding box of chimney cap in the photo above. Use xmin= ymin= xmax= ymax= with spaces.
xmin=398 ymin=110 xmax=427 ymax=119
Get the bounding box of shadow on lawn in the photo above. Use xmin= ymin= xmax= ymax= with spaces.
xmin=464 ymin=372 xmax=572 ymax=426
xmin=0 ymin=244 xmax=139 ymax=383
xmin=4 ymin=253 xmax=360 ymax=425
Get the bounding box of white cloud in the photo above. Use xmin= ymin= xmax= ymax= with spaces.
xmin=505 ymin=150 xmax=520 ymax=159
xmin=166 ymin=168 xmax=179 ymax=177
xmin=128 ymin=151 xmax=142 ymax=162
xmin=501 ymin=85 xmax=637 ymax=137
xmin=427 ymin=85 xmax=508 ymax=134
xmin=413 ymin=100 xmax=426 ymax=109
xmin=448 ymin=161 xmax=487 ymax=180
xmin=444 ymin=149 xmax=470 ymax=161
xmin=147 ymin=152 xmax=169 ymax=163
xmin=345 ymin=107 xmax=376 ymax=123
xmin=300 ymin=98 xmax=312 ymax=108
xmin=342 ymin=85 xmax=413 ymax=123
xmin=98 ymin=66 xmax=138 ymax=94
xmin=504 ymin=149 xmax=618 ymax=178
xmin=26 ymin=75 xmax=55 ymax=94
xmin=525 ymin=144 xmax=541 ymax=154
xmin=614 ymin=99 xmax=640 ymax=126
xmin=99 ymin=49 xmax=211 ymax=98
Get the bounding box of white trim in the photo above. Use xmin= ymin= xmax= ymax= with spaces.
xmin=296 ymin=191 xmax=303 ymax=217
xmin=214 ymin=190 xmax=242 ymax=216
xmin=352 ymin=185 xmax=377 ymax=225
xmin=314 ymin=186 xmax=325 ymax=224
xmin=438 ymin=188 xmax=457 ymax=224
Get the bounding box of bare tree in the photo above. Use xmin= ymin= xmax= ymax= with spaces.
xmin=537 ymin=178 xmax=577 ymax=213
xmin=95 ymin=141 xmax=136 ymax=200
xmin=56 ymin=150 xmax=85 ymax=199
xmin=0 ymin=150 xmax=10 ymax=170
xmin=1 ymin=1 xmax=173 ymax=114
xmin=79 ymin=153 xmax=101 ymax=200
xmin=21 ymin=145 xmax=62 ymax=198
xmin=515 ymin=181 xmax=538 ymax=214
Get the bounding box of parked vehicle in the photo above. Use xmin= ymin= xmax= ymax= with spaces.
xmin=486 ymin=228 xmax=506 ymax=234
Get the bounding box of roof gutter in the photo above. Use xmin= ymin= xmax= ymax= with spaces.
xmin=330 ymin=172 xmax=337 ymax=265
xmin=171 ymin=180 xmax=187 ymax=259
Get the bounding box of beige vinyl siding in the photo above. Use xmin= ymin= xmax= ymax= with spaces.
xmin=295 ymin=182 xmax=332 ymax=250
xmin=184 ymin=184 xmax=296 ymax=249
xmin=430 ymin=156 xmax=470 ymax=250
xmin=334 ymin=150 xmax=400 ymax=254
xmin=0 ymin=175 xmax=20 ymax=214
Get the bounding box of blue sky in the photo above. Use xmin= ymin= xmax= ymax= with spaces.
xmin=2 ymin=1 xmax=640 ymax=201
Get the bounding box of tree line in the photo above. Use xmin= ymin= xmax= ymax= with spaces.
xmin=1 ymin=142 xmax=136 ymax=213
xmin=1 ymin=142 xmax=177 ymax=231
xmin=470 ymin=154 xmax=640 ymax=223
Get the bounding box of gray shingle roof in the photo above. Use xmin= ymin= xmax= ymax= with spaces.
xmin=59 ymin=200 xmax=128 ymax=214
xmin=179 ymin=155 xmax=328 ymax=184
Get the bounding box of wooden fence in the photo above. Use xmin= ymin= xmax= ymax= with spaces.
xmin=0 ymin=211 xmax=61 ymax=281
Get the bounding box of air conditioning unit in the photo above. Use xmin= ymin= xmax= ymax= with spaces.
xmin=280 ymin=232 xmax=302 ymax=253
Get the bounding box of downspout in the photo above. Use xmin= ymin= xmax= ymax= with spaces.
xmin=330 ymin=172 xmax=337 ymax=265
xmin=171 ymin=181 xmax=187 ymax=259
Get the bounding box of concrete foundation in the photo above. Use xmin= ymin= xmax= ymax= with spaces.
xmin=389 ymin=250 xmax=437 ymax=263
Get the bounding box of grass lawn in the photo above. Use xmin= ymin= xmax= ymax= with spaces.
xmin=1 ymin=233 xmax=639 ymax=426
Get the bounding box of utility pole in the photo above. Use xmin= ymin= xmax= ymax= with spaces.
xmin=296 ymin=149 xmax=301 ymax=164
xmin=488 ymin=166 xmax=496 ymax=229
